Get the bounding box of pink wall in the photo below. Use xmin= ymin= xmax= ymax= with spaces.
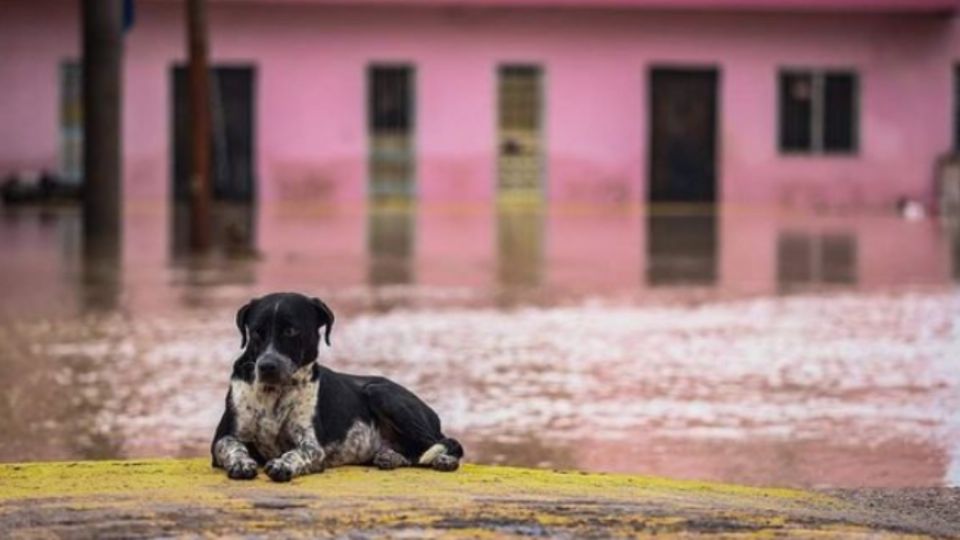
xmin=1 ymin=1 xmax=958 ymax=211
xmin=218 ymin=0 xmax=959 ymax=12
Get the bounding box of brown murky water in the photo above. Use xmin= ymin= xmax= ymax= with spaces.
xmin=1 ymin=202 xmax=958 ymax=489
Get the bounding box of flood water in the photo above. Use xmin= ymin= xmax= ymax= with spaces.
xmin=1 ymin=202 xmax=958 ymax=489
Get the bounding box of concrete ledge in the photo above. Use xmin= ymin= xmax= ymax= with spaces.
xmin=0 ymin=459 xmax=953 ymax=538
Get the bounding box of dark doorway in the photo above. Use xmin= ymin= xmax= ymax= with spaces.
xmin=171 ymin=65 xmax=255 ymax=256
xmin=368 ymin=65 xmax=415 ymax=202
xmin=648 ymin=68 xmax=718 ymax=203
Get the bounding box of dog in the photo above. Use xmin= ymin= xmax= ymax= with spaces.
xmin=212 ymin=292 xmax=463 ymax=482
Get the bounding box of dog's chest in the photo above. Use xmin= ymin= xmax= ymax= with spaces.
xmin=230 ymin=380 xmax=318 ymax=460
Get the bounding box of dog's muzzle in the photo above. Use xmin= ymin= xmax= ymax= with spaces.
xmin=256 ymin=352 xmax=293 ymax=386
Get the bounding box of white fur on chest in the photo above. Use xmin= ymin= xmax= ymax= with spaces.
xmin=230 ymin=378 xmax=319 ymax=460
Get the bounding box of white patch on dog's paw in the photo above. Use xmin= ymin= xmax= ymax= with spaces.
xmin=417 ymin=443 xmax=446 ymax=465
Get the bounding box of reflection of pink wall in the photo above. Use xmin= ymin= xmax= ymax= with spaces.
xmin=1 ymin=1 xmax=958 ymax=210
xmin=0 ymin=205 xmax=954 ymax=319
xmin=721 ymin=212 xmax=953 ymax=293
xmin=418 ymin=209 xmax=495 ymax=288
xmin=547 ymin=209 xmax=643 ymax=295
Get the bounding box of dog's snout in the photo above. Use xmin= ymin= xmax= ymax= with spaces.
xmin=256 ymin=353 xmax=289 ymax=384
xmin=258 ymin=359 xmax=280 ymax=375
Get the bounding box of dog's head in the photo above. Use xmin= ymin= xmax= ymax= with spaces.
xmin=234 ymin=292 xmax=335 ymax=388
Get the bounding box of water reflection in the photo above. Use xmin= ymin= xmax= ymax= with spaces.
xmin=81 ymin=249 xmax=121 ymax=312
xmin=368 ymin=205 xmax=415 ymax=286
xmin=497 ymin=208 xmax=543 ymax=289
xmin=646 ymin=211 xmax=717 ymax=286
xmin=0 ymin=207 xmax=84 ymax=318
xmin=0 ymin=314 xmax=126 ymax=460
xmin=951 ymin=227 xmax=960 ymax=282
xmin=0 ymin=202 xmax=957 ymax=489
xmin=777 ymin=231 xmax=858 ymax=293
xmin=171 ymin=201 xmax=256 ymax=259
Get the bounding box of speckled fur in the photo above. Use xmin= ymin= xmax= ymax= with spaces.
xmin=323 ymin=421 xmax=383 ymax=467
xmin=230 ymin=367 xmax=319 ymax=462
xmin=226 ymin=365 xmax=390 ymax=478
xmin=227 ymin=366 xmax=328 ymax=481
xmin=372 ymin=447 xmax=411 ymax=470
xmin=213 ymin=436 xmax=258 ymax=479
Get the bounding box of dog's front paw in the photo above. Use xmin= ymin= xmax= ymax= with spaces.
xmin=265 ymin=459 xmax=295 ymax=482
xmin=227 ymin=460 xmax=258 ymax=480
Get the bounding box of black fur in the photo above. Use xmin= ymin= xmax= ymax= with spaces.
xmin=212 ymin=292 xmax=462 ymax=480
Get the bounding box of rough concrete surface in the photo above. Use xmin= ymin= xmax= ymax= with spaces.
xmin=0 ymin=459 xmax=957 ymax=538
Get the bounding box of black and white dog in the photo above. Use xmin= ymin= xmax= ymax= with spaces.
xmin=212 ymin=292 xmax=463 ymax=482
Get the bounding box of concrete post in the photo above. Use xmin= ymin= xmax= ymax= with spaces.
xmin=81 ymin=0 xmax=123 ymax=259
xmin=186 ymin=0 xmax=212 ymax=252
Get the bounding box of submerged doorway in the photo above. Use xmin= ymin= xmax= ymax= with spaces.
xmin=171 ymin=65 xmax=256 ymax=255
xmin=648 ymin=68 xmax=718 ymax=204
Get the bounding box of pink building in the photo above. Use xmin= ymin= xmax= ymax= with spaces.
xmin=2 ymin=0 xmax=960 ymax=210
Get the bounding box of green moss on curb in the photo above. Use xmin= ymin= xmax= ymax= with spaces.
xmin=0 ymin=458 xmax=817 ymax=501
xmin=0 ymin=459 xmax=928 ymax=538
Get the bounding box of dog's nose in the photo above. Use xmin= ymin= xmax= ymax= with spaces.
xmin=257 ymin=359 xmax=280 ymax=377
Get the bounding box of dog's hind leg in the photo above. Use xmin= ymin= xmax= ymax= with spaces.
xmin=416 ymin=437 xmax=463 ymax=471
xmin=372 ymin=446 xmax=411 ymax=470
xmin=363 ymin=380 xmax=464 ymax=472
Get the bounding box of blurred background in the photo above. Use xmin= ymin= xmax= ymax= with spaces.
xmin=1 ymin=0 xmax=959 ymax=489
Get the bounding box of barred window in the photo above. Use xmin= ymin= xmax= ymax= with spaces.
xmin=369 ymin=67 xmax=412 ymax=133
xmin=779 ymin=70 xmax=858 ymax=154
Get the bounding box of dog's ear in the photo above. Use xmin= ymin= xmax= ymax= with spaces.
xmin=310 ymin=297 xmax=335 ymax=346
xmin=235 ymin=298 xmax=259 ymax=349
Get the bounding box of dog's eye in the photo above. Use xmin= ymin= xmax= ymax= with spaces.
xmin=282 ymin=327 xmax=300 ymax=338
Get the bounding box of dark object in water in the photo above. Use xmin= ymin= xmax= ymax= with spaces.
xmin=1 ymin=171 xmax=82 ymax=205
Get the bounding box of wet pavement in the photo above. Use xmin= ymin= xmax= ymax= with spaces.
xmin=0 ymin=202 xmax=958 ymax=489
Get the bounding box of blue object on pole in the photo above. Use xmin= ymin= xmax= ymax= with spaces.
xmin=123 ymin=0 xmax=135 ymax=32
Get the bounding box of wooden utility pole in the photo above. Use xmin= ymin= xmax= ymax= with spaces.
xmin=82 ymin=0 xmax=123 ymax=259
xmin=186 ymin=0 xmax=212 ymax=252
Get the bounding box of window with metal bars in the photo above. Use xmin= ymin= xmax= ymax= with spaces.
xmin=779 ymin=70 xmax=858 ymax=154
xmin=498 ymin=65 xmax=543 ymax=197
